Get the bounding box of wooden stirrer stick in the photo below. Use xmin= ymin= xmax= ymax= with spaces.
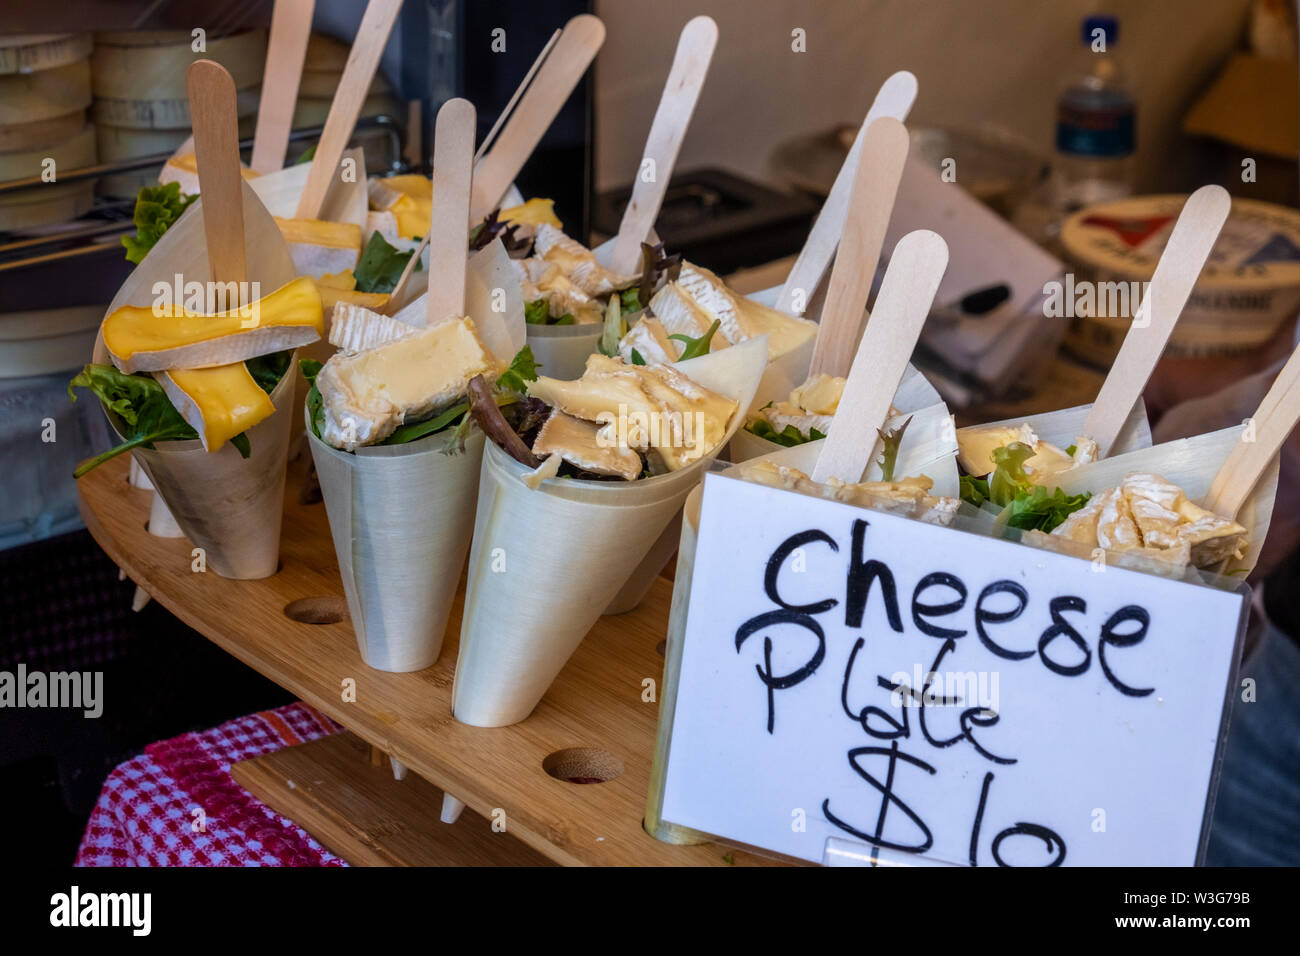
xmin=776 ymin=70 xmax=917 ymax=317
xmin=469 ymin=14 xmax=605 ymax=221
xmin=1081 ymin=184 xmax=1231 ymax=458
xmin=250 ymin=0 xmax=316 ymax=174
xmin=607 ymin=15 xmax=718 ymax=275
xmin=807 ymin=116 xmax=910 ymax=379
xmin=811 ymin=230 xmax=948 ymax=484
xmin=187 ymin=60 xmax=248 ymax=288
xmin=1205 ymin=343 xmax=1300 ymax=519
xmin=294 ymin=0 xmax=403 ymax=220
xmin=426 ymin=98 xmax=476 ymax=325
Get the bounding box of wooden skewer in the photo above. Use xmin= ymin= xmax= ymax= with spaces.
xmin=474 ymin=28 xmax=562 ymax=164
xmin=294 ymin=0 xmax=403 ymax=220
xmin=469 ymin=13 xmax=605 ymax=221
xmin=249 ymin=0 xmax=316 ymax=174
xmin=1205 ymin=343 xmax=1300 ymax=519
xmin=426 ymin=98 xmax=476 ymax=325
xmin=1081 ymin=184 xmax=1231 ymax=458
xmin=187 ymin=60 xmax=248 ymax=288
xmin=805 ymin=116 xmax=910 ymax=379
xmin=811 ymin=230 xmax=948 ymax=484
xmin=607 ymin=15 xmax=719 ymax=275
xmin=776 ymin=70 xmax=917 ymax=317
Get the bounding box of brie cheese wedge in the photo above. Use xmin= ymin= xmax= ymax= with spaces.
xmin=317 ymin=315 xmax=499 ymax=451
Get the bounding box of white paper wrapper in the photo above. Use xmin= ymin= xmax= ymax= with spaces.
xmin=309 ymin=424 xmax=486 ymax=672
xmin=90 ymin=180 xmax=300 ymax=579
xmin=452 ymin=337 xmax=769 ymax=727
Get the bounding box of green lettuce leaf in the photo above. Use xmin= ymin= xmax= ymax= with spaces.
xmin=300 ymin=358 xmax=324 ymax=440
xmin=68 ymin=365 xmax=198 ymax=476
xmin=497 ymin=345 xmax=539 ymax=394
xmin=121 ymin=182 xmax=197 ymax=265
xmin=670 ymin=319 xmax=720 ymax=360
xmin=380 ymin=401 xmax=469 ymax=445
xmin=744 ymin=418 xmax=825 ymax=447
xmin=876 ymin=416 xmax=912 ymax=483
xmin=354 ymin=231 xmax=419 ymax=293
xmin=958 ymin=440 xmax=1091 ymax=533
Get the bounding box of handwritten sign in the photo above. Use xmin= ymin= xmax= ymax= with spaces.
xmin=656 ymin=474 xmax=1246 ymax=866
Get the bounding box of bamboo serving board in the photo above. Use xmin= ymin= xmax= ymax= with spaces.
xmin=78 ymin=452 xmax=781 ymax=867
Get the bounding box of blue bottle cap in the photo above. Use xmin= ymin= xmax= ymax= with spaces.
xmin=1083 ymin=14 xmax=1118 ymax=46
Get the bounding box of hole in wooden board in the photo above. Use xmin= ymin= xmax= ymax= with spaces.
xmin=284 ymin=596 xmax=347 ymax=625
xmin=655 ymin=640 xmax=666 ymax=657
xmin=542 ymin=748 xmax=624 ymax=785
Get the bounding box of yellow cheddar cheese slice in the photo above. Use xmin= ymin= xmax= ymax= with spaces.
xmin=103 ymin=276 xmax=324 ymax=373
xmin=158 ymin=363 xmax=275 ymax=452
xmin=500 ymin=197 xmax=562 ymax=229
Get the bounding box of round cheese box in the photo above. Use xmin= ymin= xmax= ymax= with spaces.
xmin=1060 ymin=194 xmax=1300 ymax=364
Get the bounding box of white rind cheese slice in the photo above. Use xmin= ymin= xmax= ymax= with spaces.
xmin=533 ymin=410 xmax=642 ymax=480
xmin=328 ymin=302 xmax=417 ymax=355
xmin=317 ymin=316 xmax=499 ymax=451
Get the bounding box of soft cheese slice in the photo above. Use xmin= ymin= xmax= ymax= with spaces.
xmin=676 ymin=261 xmax=816 ymax=359
xmin=528 ymin=354 xmax=737 ymax=471
xmin=159 ymin=152 xmax=259 ymax=195
xmin=739 ymin=460 xmax=958 ymax=526
xmin=158 ymin=363 xmax=274 ymax=452
xmin=500 ymin=197 xmax=562 ymax=229
xmin=317 ymin=316 xmax=499 ymax=451
xmin=618 ymin=316 xmax=678 ymax=365
xmin=533 ymin=410 xmax=642 ymax=480
xmin=368 ymin=175 xmax=432 ymax=239
xmin=315 ymin=270 xmax=389 ymax=313
xmin=275 ymin=217 xmax=363 ymax=279
xmin=104 ymin=276 xmax=324 ymax=373
xmin=328 ymin=302 xmax=416 ymax=354
xmin=790 ymin=374 xmax=845 ymax=415
xmin=533 ymin=224 xmax=636 ymax=296
xmin=644 ymin=283 xmax=728 ymax=352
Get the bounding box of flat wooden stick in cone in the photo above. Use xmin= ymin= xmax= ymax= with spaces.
xmin=806 ymin=116 xmax=909 ymax=380
xmin=1081 ymin=184 xmax=1231 ymax=457
xmin=427 ymin=97 xmax=475 ymax=324
xmin=295 ymin=0 xmax=403 ymax=220
xmin=250 ymin=0 xmax=316 ymax=174
xmin=607 ymin=15 xmax=718 ymax=275
xmin=776 ymin=70 xmax=917 ymax=317
xmin=812 ymin=229 xmax=948 ymax=483
xmin=1206 ymin=343 xmax=1300 ymax=519
xmin=469 ymin=13 xmax=605 ymax=221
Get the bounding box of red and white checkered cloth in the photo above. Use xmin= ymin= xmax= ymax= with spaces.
xmin=77 ymin=702 xmax=347 ymax=867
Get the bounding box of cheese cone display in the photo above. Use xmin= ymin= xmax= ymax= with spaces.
xmin=307 ymin=241 xmax=527 ymax=672
xmin=87 ymin=180 xmax=308 ymax=578
xmin=1020 ymin=425 xmax=1278 ymax=580
xmin=452 ymin=337 xmax=768 ymax=727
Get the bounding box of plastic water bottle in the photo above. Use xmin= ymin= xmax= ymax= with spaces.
xmin=1053 ymin=14 xmax=1136 ymax=213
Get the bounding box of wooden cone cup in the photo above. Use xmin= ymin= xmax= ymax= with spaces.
xmin=452 ymin=338 xmax=769 ymax=727
xmin=307 ymin=97 xmax=491 ymax=672
xmin=309 ymin=428 xmax=486 ymax=671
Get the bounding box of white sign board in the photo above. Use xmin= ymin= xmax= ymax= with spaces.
xmin=658 ymin=475 xmax=1246 ymax=866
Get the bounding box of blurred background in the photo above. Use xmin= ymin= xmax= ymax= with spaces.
xmin=1 ymin=0 xmax=1296 ymax=863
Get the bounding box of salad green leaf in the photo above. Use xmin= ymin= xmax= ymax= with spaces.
xmin=523 ymin=298 xmax=576 ymax=326
xmin=597 ymin=296 xmax=625 ymax=357
xmin=496 ymin=345 xmax=539 ymax=394
xmin=630 ymin=348 xmax=646 ymax=366
xmin=958 ymin=440 xmax=1091 ymax=533
xmin=294 ymin=143 xmax=317 ymax=165
xmin=68 ymin=365 xmax=198 ymax=476
xmin=876 ymin=416 xmax=912 ymax=483
xmin=121 ymin=182 xmax=197 ymax=264
xmin=744 ymin=418 xmax=826 ymax=447
xmin=300 ymin=358 xmax=325 ymax=440
xmin=353 ymin=231 xmax=419 ymax=293
xmin=380 ymin=401 xmax=470 ymax=446
xmin=670 ymin=319 xmax=720 ymax=361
